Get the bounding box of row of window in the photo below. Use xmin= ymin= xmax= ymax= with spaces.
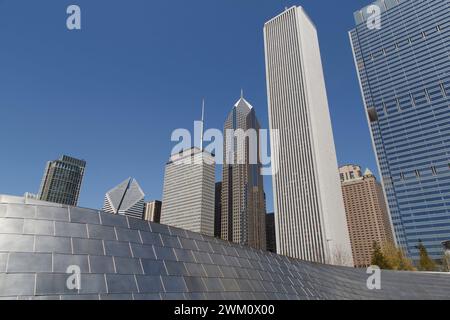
xmin=363 ymin=23 xmax=446 ymax=63
xmin=368 ymin=81 xmax=448 ymax=122
xmin=398 ymin=164 xmax=450 ymax=181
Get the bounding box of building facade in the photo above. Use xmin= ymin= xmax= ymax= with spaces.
xmin=266 ymin=212 xmax=276 ymax=253
xmin=143 ymin=200 xmax=162 ymax=223
xmin=38 ymin=155 xmax=86 ymax=206
xmin=350 ymin=0 xmax=450 ymax=260
xmin=103 ymin=178 xmax=145 ymax=220
xmin=214 ymin=182 xmax=222 ymax=238
xmin=340 ymin=165 xmax=395 ymax=268
xmin=264 ymin=6 xmax=353 ymax=265
xmin=2 ymin=195 xmax=450 ymax=300
xmin=221 ymin=95 xmax=266 ymax=250
xmin=161 ymin=147 xmax=215 ymax=236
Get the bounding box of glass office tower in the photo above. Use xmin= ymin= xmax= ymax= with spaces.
xmin=38 ymin=155 xmax=86 ymax=206
xmin=350 ymin=0 xmax=450 ymax=260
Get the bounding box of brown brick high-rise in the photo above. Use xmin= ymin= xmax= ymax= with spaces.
xmin=340 ymin=165 xmax=395 ymax=268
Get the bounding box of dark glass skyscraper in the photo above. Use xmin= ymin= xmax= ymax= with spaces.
xmin=350 ymin=0 xmax=450 ymax=260
xmin=38 ymin=155 xmax=86 ymax=206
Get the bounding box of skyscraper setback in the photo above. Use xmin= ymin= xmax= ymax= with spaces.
xmin=221 ymin=95 xmax=266 ymax=250
xmin=38 ymin=155 xmax=86 ymax=206
xmin=350 ymin=0 xmax=450 ymax=261
xmin=264 ymin=6 xmax=353 ymax=265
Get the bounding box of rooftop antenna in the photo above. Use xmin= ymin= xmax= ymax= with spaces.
xmin=241 ymin=88 xmax=244 ymax=99
xmin=200 ymin=98 xmax=205 ymax=150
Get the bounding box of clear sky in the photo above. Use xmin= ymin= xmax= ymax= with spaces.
xmin=0 ymin=0 xmax=377 ymax=212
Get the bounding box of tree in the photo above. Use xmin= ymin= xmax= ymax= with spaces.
xmin=371 ymin=241 xmax=391 ymax=269
xmin=440 ymin=254 xmax=449 ymax=272
xmin=417 ymin=240 xmax=436 ymax=271
xmin=382 ymin=241 xmax=415 ymax=271
xmin=330 ymin=245 xmax=354 ymax=267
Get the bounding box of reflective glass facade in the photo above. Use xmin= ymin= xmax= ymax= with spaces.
xmin=1 ymin=195 xmax=450 ymax=300
xmin=350 ymin=0 xmax=450 ymax=260
xmin=38 ymin=155 xmax=86 ymax=206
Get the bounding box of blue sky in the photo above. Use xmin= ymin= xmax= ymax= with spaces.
xmin=0 ymin=0 xmax=377 ymax=212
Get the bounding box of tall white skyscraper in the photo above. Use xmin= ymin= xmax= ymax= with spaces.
xmin=161 ymin=147 xmax=215 ymax=236
xmin=103 ymin=178 xmax=145 ymax=220
xmin=263 ymin=6 xmax=353 ymax=266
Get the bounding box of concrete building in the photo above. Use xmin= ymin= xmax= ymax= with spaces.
xmin=340 ymin=165 xmax=395 ymax=268
xmin=264 ymin=6 xmax=353 ymax=265
xmin=143 ymin=200 xmax=162 ymax=223
xmin=214 ymin=182 xmax=222 ymax=238
xmin=221 ymin=94 xmax=266 ymax=250
xmin=161 ymin=147 xmax=215 ymax=236
xmin=103 ymin=178 xmax=145 ymax=220
xmin=350 ymin=0 xmax=450 ymax=261
xmin=266 ymin=212 xmax=276 ymax=253
xmin=38 ymin=155 xmax=86 ymax=206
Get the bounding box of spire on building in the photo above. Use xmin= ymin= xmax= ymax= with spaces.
xmin=364 ymin=168 xmax=374 ymax=177
xmin=200 ymin=98 xmax=205 ymax=150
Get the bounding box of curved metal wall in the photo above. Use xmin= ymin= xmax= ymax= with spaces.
xmin=0 ymin=195 xmax=449 ymax=300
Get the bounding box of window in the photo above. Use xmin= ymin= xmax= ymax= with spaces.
xmin=368 ymin=107 xmax=378 ymax=122
xmin=425 ymin=89 xmax=431 ymax=103
xmin=410 ymin=94 xmax=416 ymax=107
xmin=396 ymin=98 xmax=402 ymax=111
xmin=431 ymin=167 xmax=438 ymax=176
xmin=415 ymin=170 xmax=421 ymax=178
xmin=440 ymin=82 xmax=447 ymax=97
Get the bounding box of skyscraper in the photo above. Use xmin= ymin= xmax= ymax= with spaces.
xmin=264 ymin=6 xmax=353 ymax=265
xmin=143 ymin=200 xmax=162 ymax=223
xmin=214 ymin=182 xmax=222 ymax=238
xmin=350 ymin=0 xmax=450 ymax=261
xmin=221 ymin=94 xmax=266 ymax=250
xmin=103 ymin=178 xmax=145 ymax=219
xmin=38 ymin=155 xmax=86 ymax=206
xmin=161 ymin=147 xmax=215 ymax=236
xmin=340 ymin=165 xmax=395 ymax=268
xmin=266 ymin=212 xmax=276 ymax=253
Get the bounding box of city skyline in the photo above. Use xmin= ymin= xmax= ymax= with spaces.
xmin=0 ymin=0 xmax=379 ymax=213
xmin=0 ymin=0 xmax=449 ymax=305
